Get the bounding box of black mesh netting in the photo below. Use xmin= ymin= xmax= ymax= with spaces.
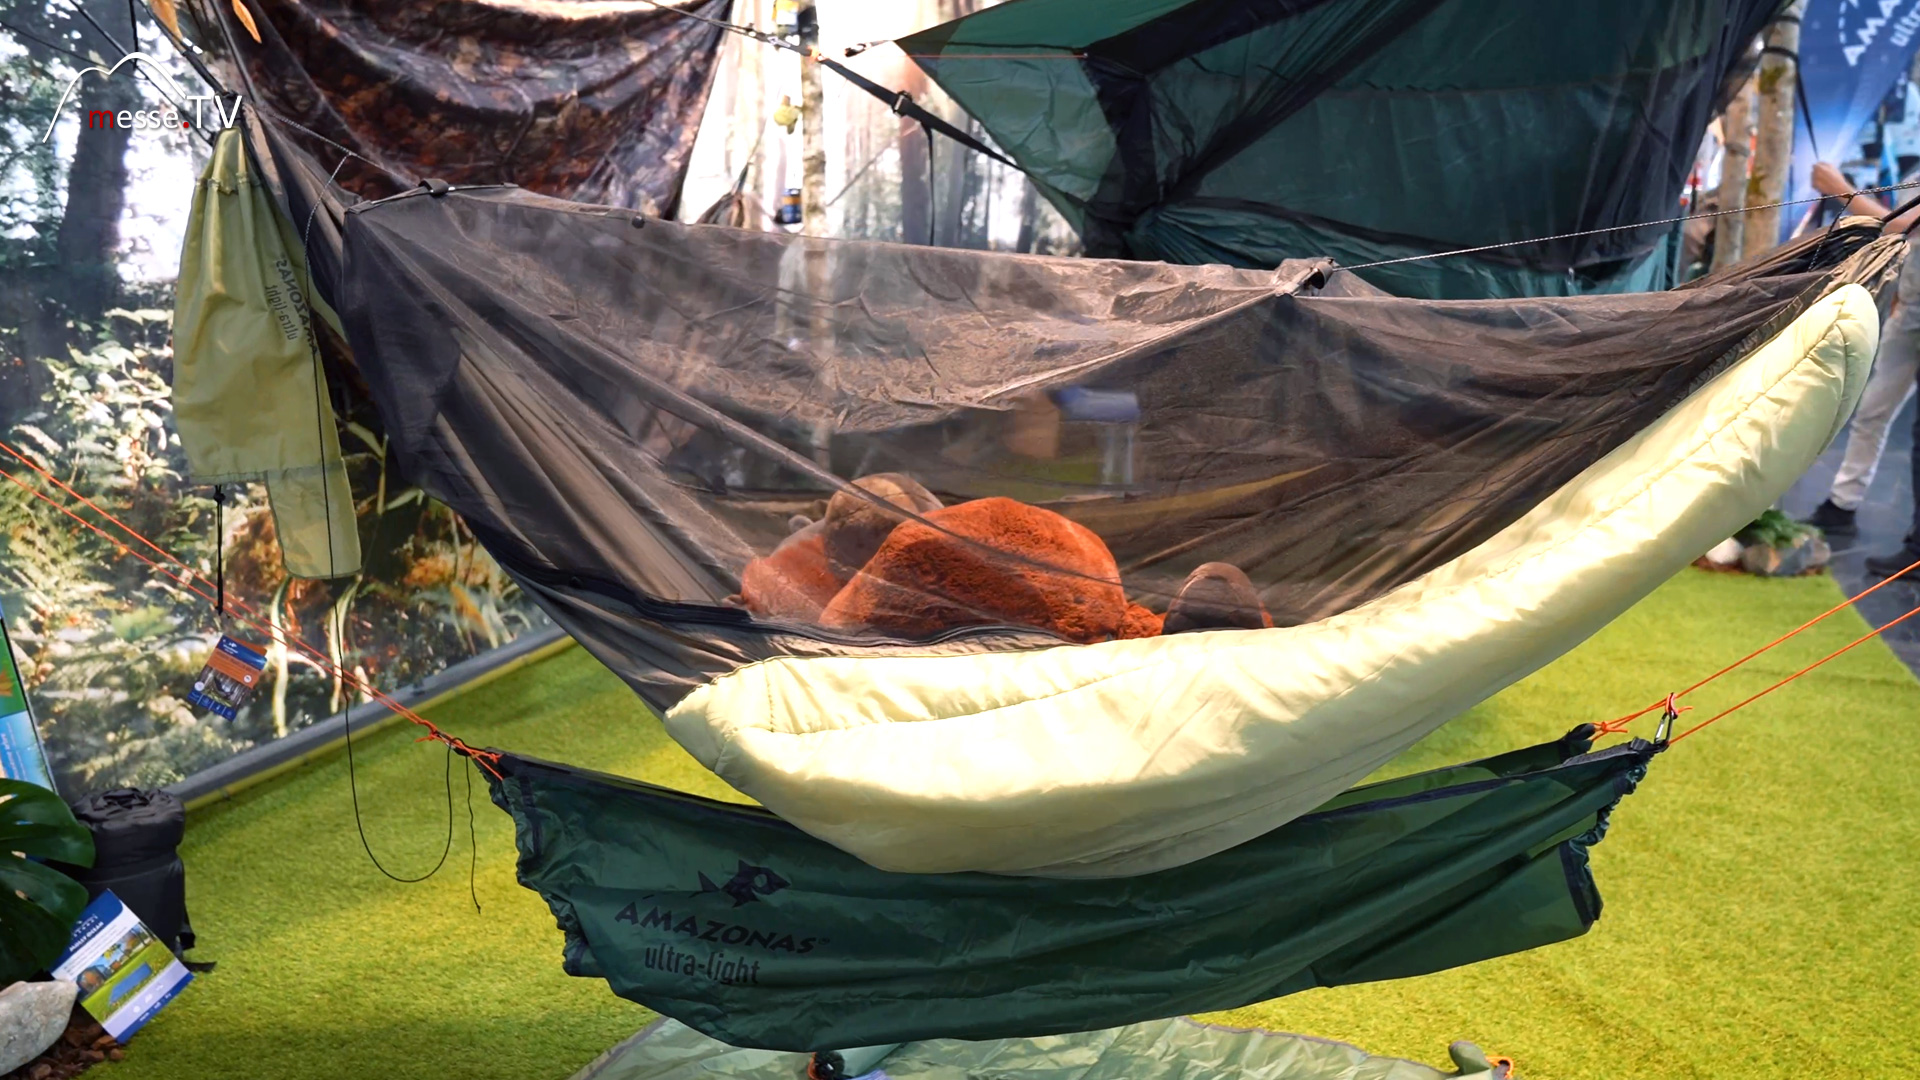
xmin=327 ymin=178 xmax=1899 ymax=712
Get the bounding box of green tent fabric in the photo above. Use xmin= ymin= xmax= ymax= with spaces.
xmin=900 ymin=0 xmax=1779 ymax=298
xmin=491 ymin=727 xmax=1654 ymax=1051
xmin=172 ymin=129 xmax=360 ymax=579
xmin=573 ymin=1016 xmax=1515 ymax=1080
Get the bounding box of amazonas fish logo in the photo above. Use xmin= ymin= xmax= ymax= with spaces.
xmin=697 ymin=861 xmax=790 ymax=907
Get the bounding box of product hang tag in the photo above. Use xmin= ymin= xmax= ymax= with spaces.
xmin=186 ymin=636 xmax=268 ymax=720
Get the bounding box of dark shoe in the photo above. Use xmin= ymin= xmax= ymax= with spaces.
xmin=1864 ymin=545 xmax=1920 ymax=581
xmin=1163 ymin=562 xmax=1271 ymax=634
xmin=1804 ymin=498 xmax=1857 ymax=538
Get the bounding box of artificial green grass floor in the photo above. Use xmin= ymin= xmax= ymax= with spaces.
xmin=111 ymin=569 xmax=1920 ymax=1080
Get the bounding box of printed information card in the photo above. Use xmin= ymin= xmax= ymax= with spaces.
xmin=52 ymin=891 xmax=193 ymax=1041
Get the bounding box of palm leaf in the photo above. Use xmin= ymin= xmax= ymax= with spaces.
xmin=0 ymin=780 xmax=94 ymax=984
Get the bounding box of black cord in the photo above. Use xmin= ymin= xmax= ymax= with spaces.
xmin=1336 ymin=177 xmax=1920 ymax=274
xmin=1793 ymin=64 xmax=1820 ymax=162
xmin=59 ymin=0 xmax=213 ymax=146
xmin=211 ymin=484 xmax=224 ymax=618
xmin=127 ymin=0 xmax=137 ymax=52
xmin=299 ymin=152 xmax=353 ymax=580
xmin=343 ymin=712 xmax=456 ymax=884
xmin=0 ymin=17 xmax=94 ymax=66
xmin=464 ymin=759 xmax=481 ymax=914
xmin=925 ymin=125 xmax=936 ymax=246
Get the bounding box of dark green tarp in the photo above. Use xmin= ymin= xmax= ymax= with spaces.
xmin=902 ymin=0 xmax=1780 ymax=298
xmin=490 ymin=729 xmax=1655 ymax=1051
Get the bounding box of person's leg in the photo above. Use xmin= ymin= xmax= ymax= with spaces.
xmin=1828 ymin=333 xmax=1920 ymax=510
xmin=1910 ymin=373 xmax=1920 ymax=547
xmin=1864 ymin=361 xmax=1920 ymax=579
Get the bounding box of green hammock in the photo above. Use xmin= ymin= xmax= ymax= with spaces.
xmin=490 ymin=727 xmax=1654 ymax=1051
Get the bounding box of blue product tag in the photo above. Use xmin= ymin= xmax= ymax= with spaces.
xmin=185 ymin=635 xmax=269 ymax=720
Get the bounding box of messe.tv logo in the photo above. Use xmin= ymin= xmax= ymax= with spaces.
xmin=39 ymin=52 xmax=239 ymax=143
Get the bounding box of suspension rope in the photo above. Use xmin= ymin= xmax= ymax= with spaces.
xmin=60 ymin=0 xmax=212 ymax=147
xmin=0 ymin=442 xmax=500 ymax=777
xmin=1670 ymin=600 xmax=1920 ymax=743
xmin=1334 ymin=178 xmax=1920 ymax=275
xmin=620 ymin=0 xmax=1019 ymax=170
xmin=1592 ymin=551 xmax=1920 ymax=736
xmin=0 ymin=455 xmax=501 ymax=888
xmin=1592 ymin=550 xmax=1920 ymax=739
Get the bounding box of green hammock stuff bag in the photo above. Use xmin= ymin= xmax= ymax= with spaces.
xmin=489 ymin=728 xmax=1654 ymax=1051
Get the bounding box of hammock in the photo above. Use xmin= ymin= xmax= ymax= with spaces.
xmin=327 ymin=170 xmax=1896 ymax=876
xmin=493 ymin=727 xmax=1650 ymax=1050
xmin=155 ymin=81 xmax=1902 ymax=1048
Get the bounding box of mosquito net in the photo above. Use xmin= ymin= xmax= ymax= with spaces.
xmin=332 ymin=178 xmax=1899 ymax=714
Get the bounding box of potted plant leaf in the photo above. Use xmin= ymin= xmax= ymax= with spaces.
xmin=0 ymin=779 xmax=95 ymax=1073
xmin=1734 ymin=508 xmax=1832 ymax=577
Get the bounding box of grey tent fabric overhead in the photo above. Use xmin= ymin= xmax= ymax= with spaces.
xmin=901 ymin=0 xmax=1783 ymax=298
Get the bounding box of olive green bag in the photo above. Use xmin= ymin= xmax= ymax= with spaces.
xmin=172 ymin=128 xmax=359 ymax=579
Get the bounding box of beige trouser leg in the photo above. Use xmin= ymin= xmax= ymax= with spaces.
xmin=1829 ymin=311 xmax=1920 ymax=509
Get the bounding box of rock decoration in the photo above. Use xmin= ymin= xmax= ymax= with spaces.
xmin=1696 ymin=509 xmax=1833 ymax=577
xmin=0 ymin=982 xmax=78 ymax=1076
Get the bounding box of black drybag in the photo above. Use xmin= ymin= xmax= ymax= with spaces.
xmin=58 ymin=788 xmax=194 ymax=954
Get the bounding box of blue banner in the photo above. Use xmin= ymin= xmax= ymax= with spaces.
xmin=0 ymin=598 xmax=56 ymax=791
xmin=1787 ymin=0 xmax=1920 ymax=240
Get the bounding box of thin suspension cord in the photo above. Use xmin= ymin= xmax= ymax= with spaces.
xmin=625 ymin=0 xmax=803 ymax=56
xmin=0 ymin=444 xmax=499 ymax=773
xmin=61 ymin=0 xmax=212 ymax=147
xmin=824 ymin=118 xmax=919 ymax=210
xmin=1594 ymin=554 xmax=1920 ymax=734
xmin=0 ymin=16 xmax=99 ymax=66
xmin=344 ymin=734 xmax=456 ymax=885
xmin=0 ymin=460 xmax=485 ymax=882
xmin=1669 ymin=600 xmax=1920 ymax=743
xmin=299 ymin=152 xmax=353 ymax=580
xmin=464 ymin=756 xmax=481 ymax=913
xmin=1335 ymin=179 xmax=1920 ymax=275
xmin=248 ymin=105 xmax=415 ymax=188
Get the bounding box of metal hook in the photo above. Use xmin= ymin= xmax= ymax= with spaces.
xmin=1653 ymin=692 xmax=1680 ymax=743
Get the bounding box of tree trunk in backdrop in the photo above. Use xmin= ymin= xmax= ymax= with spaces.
xmin=794 ymin=1 xmax=831 ymax=464
xmin=797 ymin=1 xmax=828 ymax=239
xmin=1015 ymin=179 xmax=1040 ymax=254
xmin=1713 ymin=76 xmax=1757 ymax=270
xmin=1746 ymin=1 xmax=1803 ymax=255
xmin=55 ymin=0 xmax=139 ymax=319
xmin=897 ymin=0 xmax=933 ymax=246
